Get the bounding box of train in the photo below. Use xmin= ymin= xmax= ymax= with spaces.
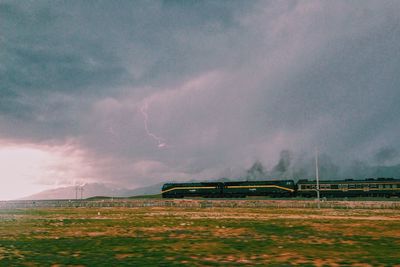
xmin=161 ymin=178 xmax=400 ymax=198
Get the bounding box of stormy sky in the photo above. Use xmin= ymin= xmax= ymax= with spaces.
xmin=1 ymin=0 xmax=400 ymax=199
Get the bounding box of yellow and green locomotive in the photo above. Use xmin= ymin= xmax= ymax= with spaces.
xmin=161 ymin=180 xmax=295 ymax=198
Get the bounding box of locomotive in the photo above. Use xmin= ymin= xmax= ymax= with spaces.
xmin=162 ymin=180 xmax=296 ymax=198
xmin=161 ymin=178 xmax=400 ymax=198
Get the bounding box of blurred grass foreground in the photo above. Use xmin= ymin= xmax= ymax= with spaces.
xmin=0 ymin=202 xmax=400 ymax=266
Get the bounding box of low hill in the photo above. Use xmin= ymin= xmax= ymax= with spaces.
xmin=20 ymin=182 xmax=164 ymax=200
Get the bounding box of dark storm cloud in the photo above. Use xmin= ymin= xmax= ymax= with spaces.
xmin=374 ymin=147 xmax=399 ymax=165
xmin=1 ymin=0 xmax=400 ymax=187
xmin=0 ymin=0 xmax=248 ymax=127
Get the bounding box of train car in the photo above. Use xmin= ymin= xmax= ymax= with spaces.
xmin=223 ymin=180 xmax=296 ymax=198
xmin=161 ymin=182 xmax=223 ymax=198
xmin=297 ymin=178 xmax=400 ymax=198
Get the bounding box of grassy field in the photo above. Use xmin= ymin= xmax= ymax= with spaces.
xmin=1 ymin=205 xmax=400 ymax=266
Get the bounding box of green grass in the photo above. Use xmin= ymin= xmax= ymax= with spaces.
xmin=0 ymin=207 xmax=399 ymax=266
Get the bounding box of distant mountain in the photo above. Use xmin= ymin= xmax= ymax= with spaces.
xmin=125 ymin=182 xmax=164 ymax=196
xmin=20 ymin=182 xmax=164 ymax=200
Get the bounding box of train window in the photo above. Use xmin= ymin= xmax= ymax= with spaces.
xmin=356 ymin=184 xmax=362 ymax=189
xmin=348 ymin=184 xmax=355 ymax=189
xmin=370 ymin=184 xmax=378 ymax=188
xmin=331 ymin=185 xmax=339 ymax=189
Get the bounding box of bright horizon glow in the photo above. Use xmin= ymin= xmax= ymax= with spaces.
xmin=0 ymin=143 xmax=89 ymax=200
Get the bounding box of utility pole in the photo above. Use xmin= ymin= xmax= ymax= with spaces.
xmin=80 ymin=186 xmax=84 ymax=200
xmin=315 ymin=148 xmax=320 ymax=209
xmin=75 ymin=186 xmax=79 ymax=200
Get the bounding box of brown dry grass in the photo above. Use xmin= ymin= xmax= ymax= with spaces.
xmin=1 ymin=206 xmax=399 ymax=266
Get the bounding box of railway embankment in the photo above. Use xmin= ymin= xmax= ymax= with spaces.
xmin=1 ymin=198 xmax=400 ymax=209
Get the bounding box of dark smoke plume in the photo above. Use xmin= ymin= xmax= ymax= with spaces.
xmin=245 ymin=161 xmax=268 ymax=181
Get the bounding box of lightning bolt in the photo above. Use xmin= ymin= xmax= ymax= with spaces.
xmin=140 ymin=101 xmax=167 ymax=148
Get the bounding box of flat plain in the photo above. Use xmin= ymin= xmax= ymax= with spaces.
xmin=1 ymin=203 xmax=400 ymax=266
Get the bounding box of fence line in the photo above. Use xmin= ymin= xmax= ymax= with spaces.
xmin=1 ymin=199 xmax=400 ymax=209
